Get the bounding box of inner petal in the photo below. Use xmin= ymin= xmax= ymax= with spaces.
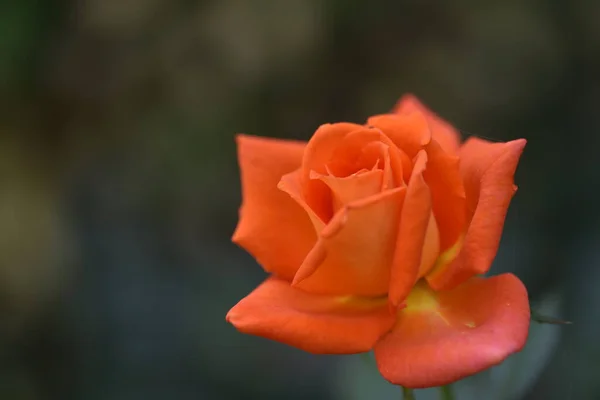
xmin=300 ymin=127 xmax=411 ymax=227
xmin=359 ymin=142 xmax=396 ymax=190
xmin=326 ymin=140 xmax=386 ymax=177
xmin=300 ymin=123 xmax=365 ymax=223
xmin=293 ymin=187 xmax=407 ymax=296
xmin=312 ymin=169 xmax=384 ymax=212
xmin=325 ymin=129 xmax=409 ymax=187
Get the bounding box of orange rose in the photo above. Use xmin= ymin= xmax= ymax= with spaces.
xmin=226 ymin=95 xmax=530 ymax=388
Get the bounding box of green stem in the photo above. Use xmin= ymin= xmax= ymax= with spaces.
xmin=530 ymin=310 xmax=572 ymax=325
xmin=402 ymin=387 xmax=415 ymax=400
xmin=440 ymin=385 xmax=454 ymax=400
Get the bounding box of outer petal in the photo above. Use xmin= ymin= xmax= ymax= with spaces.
xmin=427 ymin=138 xmax=526 ymax=290
xmin=232 ymin=134 xmax=315 ymax=280
xmin=226 ymin=277 xmax=395 ymax=354
xmin=293 ymin=187 xmax=406 ymax=296
xmin=388 ymin=151 xmax=433 ymax=306
xmin=374 ymin=274 xmax=530 ymax=388
xmin=393 ymin=94 xmax=462 ymax=154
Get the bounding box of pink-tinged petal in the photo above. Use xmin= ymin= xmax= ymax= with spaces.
xmin=233 ymin=134 xmax=316 ymax=280
xmin=226 ymin=277 xmax=395 ymax=354
xmin=375 ymin=274 xmax=530 ymax=388
xmin=293 ymin=187 xmax=406 ymax=296
xmin=427 ymin=138 xmax=526 ymax=290
xmin=394 ymin=94 xmax=462 ymax=154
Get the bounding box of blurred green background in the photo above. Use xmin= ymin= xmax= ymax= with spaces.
xmin=0 ymin=0 xmax=598 ymax=399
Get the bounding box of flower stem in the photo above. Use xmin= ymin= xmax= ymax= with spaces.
xmin=402 ymin=387 xmax=415 ymax=400
xmin=440 ymin=385 xmax=454 ymax=400
xmin=530 ymin=309 xmax=572 ymax=325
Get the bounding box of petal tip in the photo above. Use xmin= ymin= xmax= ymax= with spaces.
xmin=234 ymin=133 xmax=247 ymax=143
xmin=225 ymin=304 xmax=240 ymax=325
xmin=231 ymin=228 xmax=241 ymax=244
xmin=235 ymin=133 xmax=261 ymax=147
xmin=395 ymin=93 xmax=422 ymax=110
xmin=508 ymin=138 xmax=527 ymax=153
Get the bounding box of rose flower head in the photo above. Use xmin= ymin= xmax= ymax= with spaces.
xmin=226 ymin=94 xmax=529 ymax=388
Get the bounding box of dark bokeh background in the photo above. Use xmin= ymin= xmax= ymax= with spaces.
xmin=1 ymin=1 xmax=598 ymax=399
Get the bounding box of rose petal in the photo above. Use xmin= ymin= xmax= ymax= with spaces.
xmin=313 ymin=168 xmax=384 ymax=212
xmin=388 ymin=151 xmax=433 ymax=306
xmin=233 ymin=135 xmax=316 ymax=280
xmin=460 ymin=137 xmax=527 ymax=224
xmin=422 ymin=139 xmax=466 ymax=252
xmin=367 ymin=112 xmax=431 ymax=158
xmin=278 ymin=169 xmax=326 ymax=232
xmin=301 ymin=123 xmax=365 ymax=222
xmin=374 ymin=274 xmax=530 ymax=388
xmin=427 ymin=138 xmax=526 ymax=290
xmin=325 ymin=128 xmax=410 ymax=188
xmin=418 ymin=212 xmax=440 ymax=278
xmin=293 ymin=187 xmax=406 ymax=296
xmin=226 ymin=277 xmax=395 ymax=354
xmin=393 ymin=94 xmax=462 ymax=154
xmin=370 ymin=111 xmax=466 ymax=273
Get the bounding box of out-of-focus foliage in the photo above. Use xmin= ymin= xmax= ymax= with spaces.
xmin=0 ymin=0 xmax=598 ymax=399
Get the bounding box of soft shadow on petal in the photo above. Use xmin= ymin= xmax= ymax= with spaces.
xmin=374 ymin=274 xmax=530 ymax=388
xmin=388 ymin=151 xmax=432 ymax=306
xmin=393 ymin=94 xmax=462 ymax=154
xmin=293 ymin=187 xmax=406 ymax=296
xmin=226 ymin=277 xmax=395 ymax=354
xmin=427 ymin=138 xmax=526 ymax=290
xmin=233 ymin=135 xmax=316 ymax=280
